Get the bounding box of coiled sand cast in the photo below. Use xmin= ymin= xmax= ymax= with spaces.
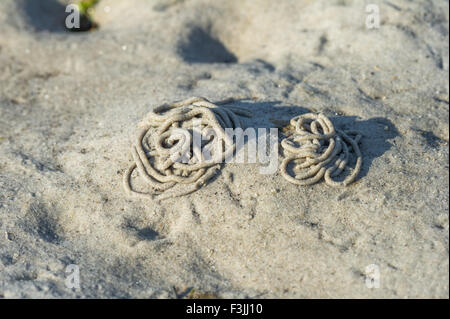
xmin=123 ymin=97 xmax=252 ymax=201
xmin=280 ymin=113 xmax=362 ymax=187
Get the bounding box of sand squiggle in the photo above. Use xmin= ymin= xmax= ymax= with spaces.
xmin=123 ymin=97 xmax=251 ymax=201
xmin=280 ymin=113 xmax=362 ymax=187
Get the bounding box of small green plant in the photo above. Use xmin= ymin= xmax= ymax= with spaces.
xmin=66 ymin=0 xmax=100 ymax=31
xmin=77 ymin=0 xmax=100 ymax=17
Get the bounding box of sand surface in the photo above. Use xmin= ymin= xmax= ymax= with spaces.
xmin=0 ymin=0 xmax=448 ymax=298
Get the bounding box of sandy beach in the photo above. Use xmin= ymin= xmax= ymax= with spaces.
xmin=0 ymin=0 xmax=448 ymax=298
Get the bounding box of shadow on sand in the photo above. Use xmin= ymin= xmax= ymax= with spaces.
xmin=218 ymin=99 xmax=399 ymax=181
xmin=20 ymin=0 xmax=95 ymax=32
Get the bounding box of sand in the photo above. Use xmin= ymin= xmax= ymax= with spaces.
xmin=0 ymin=0 xmax=448 ymax=298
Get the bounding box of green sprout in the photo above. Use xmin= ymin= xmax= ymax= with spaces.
xmin=77 ymin=0 xmax=100 ymax=17
xmin=67 ymin=0 xmax=100 ymax=31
